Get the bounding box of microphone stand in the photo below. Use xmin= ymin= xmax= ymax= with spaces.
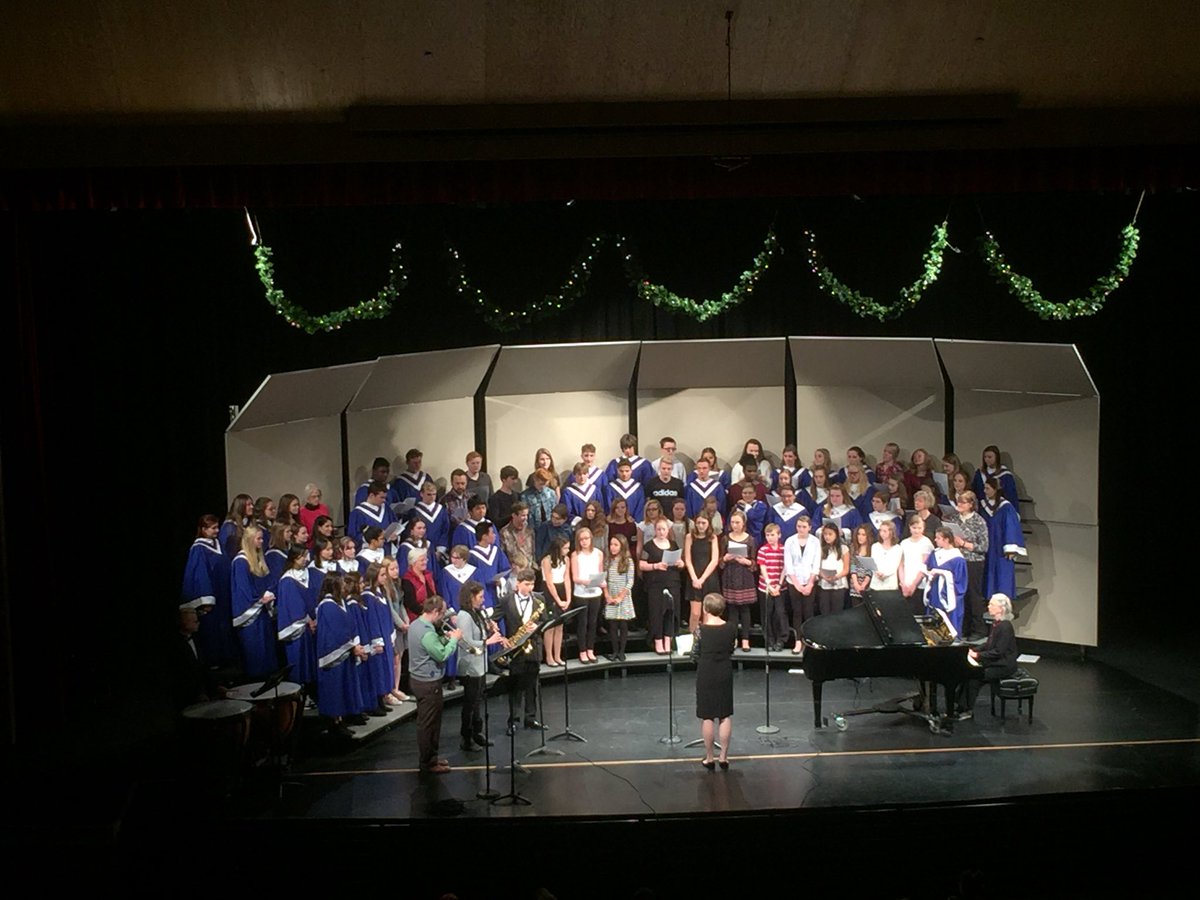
xmin=526 ymin=611 xmax=564 ymax=759
xmin=660 ymin=589 xmax=681 ymax=745
xmin=549 ymin=605 xmax=587 ymax=744
xmin=491 ymin=675 xmax=531 ymax=806
xmin=756 ymin=625 xmax=788 ymax=735
xmin=476 ymin=636 xmax=500 ymax=800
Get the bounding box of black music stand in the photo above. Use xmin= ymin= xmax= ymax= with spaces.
xmin=476 ymin=674 xmax=500 ymax=801
xmin=527 ymin=614 xmax=568 ymax=758
xmin=548 ymin=605 xmax=587 ymax=744
xmin=491 ymin=675 xmax=531 ymax=806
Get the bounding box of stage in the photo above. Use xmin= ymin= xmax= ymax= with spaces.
xmin=105 ymin=634 xmax=1200 ymax=898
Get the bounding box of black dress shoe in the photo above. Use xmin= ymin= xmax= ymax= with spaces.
xmin=460 ymin=739 xmax=481 ymax=752
xmin=473 ymin=734 xmax=495 ymax=747
xmin=524 ymin=719 xmax=548 ymax=731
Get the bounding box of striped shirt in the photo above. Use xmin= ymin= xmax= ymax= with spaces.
xmin=756 ymin=541 xmax=785 ymax=593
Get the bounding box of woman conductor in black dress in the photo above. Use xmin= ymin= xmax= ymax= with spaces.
xmin=695 ymin=592 xmax=738 ymax=770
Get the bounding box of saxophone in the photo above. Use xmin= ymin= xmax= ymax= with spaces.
xmin=494 ymin=595 xmax=546 ymax=665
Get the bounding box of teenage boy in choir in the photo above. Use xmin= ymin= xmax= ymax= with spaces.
xmin=685 ymin=456 xmax=726 ymax=519
xmin=487 ymin=465 xmax=521 ymax=528
xmin=453 ymin=495 xmax=494 ymax=550
xmin=347 ymin=482 xmax=396 ymax=549
xmin=605 ymin=434 xmax=654 ymax=485
xmin=606 ymin=458 xmax=646 ymax=522
xmin=565 ymin=443 xmax=608 ymax=499
xmin=868 ymin=492 xmax=903 ymax=543
xmin=735 ymin=454 xmax=771 ymax=506
xmin=783 ymin=515 xmax=821 ymax=654
xmin=771 ymin=484 xmax=810 ymax=542
xmin=391 ymin=448 xmax=431 ymax=505
xmin=563 ymin=461 xmax=601 ymax=523
xmin=734 ymin=481 xmax=768 ymax=546
xmin=535 ymin=504 xmax=573 ymax=561
xmin=358 ymin=526 xmax=388 ymax=573
xmin=464 ymin=451 xmax=493 ymax=504
xmin=411 ymin=479 xmax=451 ymax=563
xmin=923 ymin=526 xmax=969 ymax=637
xmin=355 ymin=457 xmax=392 ymax=506
xmin=831 ymin=446 xmax=877 ymax=485
xmin=443 ymin=468 xmax=471 ymax=528
xmin=468 ymin=520 xmax=510 ymax=609
xmin=646 ymin=456 xmax=686 ymax=509
xmin=499 ymin=501 xmax=535 ymax=573
xmin=496 ymin=569 xmax=545 ymax=733
xmin=651 ymin=436 xmax=686 ymax=481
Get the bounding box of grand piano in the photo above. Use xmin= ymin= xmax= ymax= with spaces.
xmin=800 ymin=594 xmax=974 ymax=733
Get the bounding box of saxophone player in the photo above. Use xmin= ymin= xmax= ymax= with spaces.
xmin=496 ymin=568 xmax=546 ymax=735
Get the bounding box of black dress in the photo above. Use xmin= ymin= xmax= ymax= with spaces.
xmin=695 ymin=620 xmax=737 ymax=719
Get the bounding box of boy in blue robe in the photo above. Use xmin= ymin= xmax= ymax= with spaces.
xmin=347 ymin=482 xmax=396 ymax=549
xmin=605 ymin=458 xmax=646 ymax=522
xmin=452 ymin=496 xmax=497 ymax=550
xmin=467 ymin=521 xmax=510 ymax=611
xmin=410 ymin=480 xmax=451 ymax=563
xmin=685 ymin=457 xmax=726 ymax=519
xmin=563 ymin=443 xmax=608 ymax=508
xmin=604 ymin=433 xmax=654 ymax=485
xmin=733 ymin=481 xmax=769 ymax=546
xmin=390 ymin=448 xmax=432 ymax=506
xmin=562 ymin=462 xmax=601 ymax=523
xmin=354 ymin=457 xmax=393 ymax=507
xmin=771 ymin=485 xmax=809 ymax=542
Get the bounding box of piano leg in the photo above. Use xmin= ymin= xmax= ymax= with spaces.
xmin=812 ymin=682 xmax=823 ymax=728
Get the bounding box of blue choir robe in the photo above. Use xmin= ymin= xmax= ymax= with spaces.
xmin=265 ymin=548 xmax=288 ymax=585
xmin=347 ymin=601 xmax=378 ymax=704
xmin=346 ymin=500 xmax=395 ymax=549
xmin=395 ymin=538 xmax=441 ymax=583
xmin=562 ymin=482 xmax=600 ymax=523
xmin=230 ymin=552 xmax=279 ymax=679
xmin=438 ymin=561 xmax=478 ymax=614
xmin=218 ymin=519 xmax=246 ymax=558
xmin=923 ymin=547 xmax=969 ymax=637
xmin=687 ymin=467 xmax=732 ymax=489
xmin=410 ymin=500 xmax=451 ymax=559
xmin=979 ymin=497 xmax=1026 ymax=599
xmin=335 ymin=558 xmax=361 ymax=578
xmin=868 ymin=510 xmax=904 ymax=542
xmin=468 ymin=542 xmax=510 ymax=611
xmin=362 ymin=590 xmax=396 ymax=698
xmin=606 ymin=477 xmax=646 ymax=522
xmin=276 ymin=567 xmax=319 ymax=686
xmin=820 ymin=504 xmax=862 ymax=543
xmin=452 ymin=516 xmax=498 ymax=552
xmin=771 ymin=502 xmax=809 ymax=542
xmin=606 ymin=454 xmax=654 ymax=485
xmin=972 ymin=467 xmax=1019 ymax=507
xmin=830 ymin=466 xmax=877 ymax=486
xmin=357 ymin=545 xmax=387 ymax=576
xmin=315 ymin=597 xmax=365 ymax=718
xmin=182 ymin=537 xmax=239 ymax=668
xmin=564 ymin=464 xmax=609 ymax=507
xmin=685 ymin=476 xmax=727 ymax=519
xmin=390 ymin=470 xmax=432 ymax=506
xmin=734 ymin=499 xmax=768 ymax=546
xmin=847 ymin=484 xmax=877 ymax=520
xmin=772 ymin=465 xmax=810 ymax=491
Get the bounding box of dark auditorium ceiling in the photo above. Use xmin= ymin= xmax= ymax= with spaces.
xmin=1 ymin=0 xmax=1197 ymax=175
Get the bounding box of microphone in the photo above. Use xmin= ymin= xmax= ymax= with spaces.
xmin=662 ymin=589 xmax=673 ymax=598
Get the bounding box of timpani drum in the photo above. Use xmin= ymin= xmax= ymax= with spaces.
xmin=181 ymin=699 xmax=254 ymax=774
xmin=226 ymin=681 xmax=304 ymax=761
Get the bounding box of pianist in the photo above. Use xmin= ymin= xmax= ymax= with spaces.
xmin=959 ymin=594 xmax=1020 ymax=718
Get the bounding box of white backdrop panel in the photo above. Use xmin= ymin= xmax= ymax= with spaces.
xmin=346 ymin=398 xmax=476 ymax=494
xmin=486 ymin=390 xmax=629 ymax=480
xmin=226 ymin=419 xmax=344 ymax=520
xmin=637 ymin=388 xmax=786 ymax=474
xmin=1014 ymin=521 xmax=1099 ymax=646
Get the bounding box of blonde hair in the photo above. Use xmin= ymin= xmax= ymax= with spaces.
xmin=239 ymin=525 xmax=269 ymax=577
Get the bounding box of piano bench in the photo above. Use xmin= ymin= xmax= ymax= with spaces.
xmin=990 ymin=668 xmax=1039 ymax=724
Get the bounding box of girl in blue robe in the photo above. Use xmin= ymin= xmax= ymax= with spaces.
xmin=219 ymin=494 xmax=253 ymax=558
xmin=230 ymin=524 xmax=279 ymax=679
xmin=979 ymin=478 xmax=1027 ymax=599
xmin=971 ymin=445 xmax=1020 ymax=507
xmin=182 ymin=514 xmax=240 ymax=668
xmin=315 ymin=574 xmax=368 ymax=725
xmin=344 ymin=572 xmax=386 ymax=716
xmin=276 ymin=546 xmax=319 ymax=688
xmin=924 ymin=536 xmax=970 ymax=637
xmin=361 ymin=559 xmax=401 ymax=706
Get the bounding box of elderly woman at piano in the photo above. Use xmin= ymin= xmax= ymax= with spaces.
xmin=958 ymin=594 xmax=1020 ymax=720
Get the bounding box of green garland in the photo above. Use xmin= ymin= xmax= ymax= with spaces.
xmin=446 ymin=235 xmax=606 ymax=332
xmin=804 ymin=221 xmax=951 ymax=321
xmin=979 ymin=223 xmax=1139 ymax=320
xmin=253 ymin=242 xmax=406 ymax=334
xmin=620 ymin=230 xmax=781 ymax=322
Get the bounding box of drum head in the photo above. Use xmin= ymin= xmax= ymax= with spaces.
xmin=227 ymin=681 xmax=303 ymax=701
xmin=182 ymin=699 xmax=253 ymax=720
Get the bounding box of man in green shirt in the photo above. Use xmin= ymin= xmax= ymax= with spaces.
xmin=407 ymin=595 xmax=461 ymax=774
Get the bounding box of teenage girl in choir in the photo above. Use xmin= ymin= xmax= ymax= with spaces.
xmin=293 ymin=524 xmax=310 ymax=559
xmin=361 ymin=561 xmax=400 ymax=706
xmin=312 ymin=515 xmax=336 ymax=547
xmin=899 ymin=515 xmax=934 ymax=615
xmin=579 ymin=499 xmax=608 ymax=550
xmin=875 ymin=442 xmax=904 ymax=484
xmin=684 ymin=512 xmax=721 ymax=634
xmin=904 ymin=448 xmax=939 ymax=500
xmin=870 ymin=520 xmax=903 ymax=607
xmin=972 ymin=445 xmax=1019 ymax=506
xmin=669 ymin=498 xmax=690 ymax=548
xmin=220 ymin=494 xmax=254 ymax=557
xmin=336 ymin=536 xmax=359 ymax=575
xmin=540 ymin=536 xmax=572 ymax=667
xmin=884 ymin=472 xmax=910 ymax=512
xmin=182 ymin=513 xmax=238 ymax=668
xmin=804 ymin=465 xmax=830 ymax=511
xmin=639 ymin=498 xmax=664 ymax=550
xmin=312 ymin=536 xmax=338 ymax=574
xmin=521 ymin=468 xmax=558 ymax=529
xmin=276 ymin=544 xmax=318 ymax=692
xmin=299 ymin=484 xmax=331 ymax=544
xmin=811 ymin=448 xmax=833 ymax=480
xmin=357 ymin=526 xmax=387 ymax=574
xmin=345 ymin=571 xmax=388 ymax=717
xmin=821 ymin=483 xmax=862 ymax=542
xmin=277 ymin=493 xmax=301 ymax=527
xmin=526 ymin=448 xmax=561 ymax=497
xmin=315 ymin=573 xmax=368 ymax=735
xmin=773 ymin=444 xmax=806 ymax=492
xmin=720 ymin=509 xmax=757 ymax=652
xmin=702 ymin=494 xmax=724 ymax=534
xmin=730 ymin=438 xmax=773 ymax=483
xmin=640 ymin=517 xmax=685 ymax=654
xmin=231 ymin=524 xmax=278 ymax=678
xmin=253 ymin=496 xmax=277 ymax=533
xmin=848 ymin=524 xmax=874 ymax=608
xmin=816 ymin=523 xmax=850 ymax=615
xmin=383 ymin=557 xmax=410 ymax=701
xmin=843 ymin=463 xmax=876 ymax=518
xmin=603 ymin=534 xmax=636 ymax=661
xmin=265 ymin=522 xmax=294 ymax=584
xmin=979 ymin=476 xmax=1026 ymax=600
xmin=571 ymin=526 xmax=605 ymax=664
xmin=606 ymin=497 xmax=639 ymax=560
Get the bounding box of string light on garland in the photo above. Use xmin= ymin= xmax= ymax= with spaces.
xmin=979 ymin=216 xmax=1141 ymax=321
xmin=619 ymin=230 xmax=781 ymax=323
xmin=446 ymin=235 xmax=607 ymax=332
xmin=251 ymin=241 xmax=406 ymax=334
xmin=804 ymin=221 xmax=952 ymax=321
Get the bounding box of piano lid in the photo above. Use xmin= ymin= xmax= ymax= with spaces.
xmin=801 ymin=594 xmax=928 ymax=649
